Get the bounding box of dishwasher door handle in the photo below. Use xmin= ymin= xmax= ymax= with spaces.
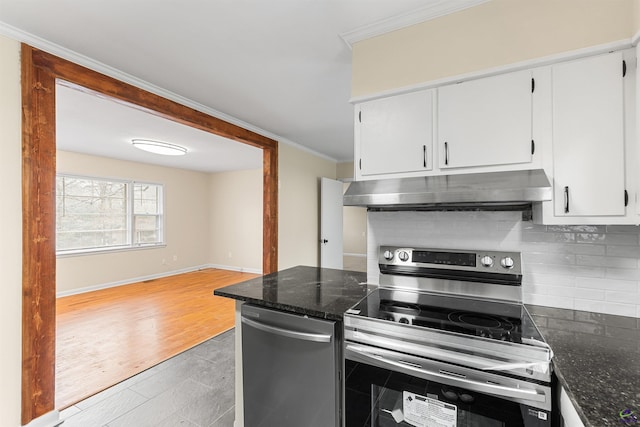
xmin=241 ymin=316 xmax=332 ymax=343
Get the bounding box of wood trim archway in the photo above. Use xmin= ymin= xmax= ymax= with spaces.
xmin=21 ymin=44 xmax=278 ymax=424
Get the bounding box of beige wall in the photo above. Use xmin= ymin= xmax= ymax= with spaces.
xmin=209 ymin=168 xmax=263 ymax=272
xmin=278 ymin=143 xmax=337 ymax=269
xmin=336 ymin=161 xmax=355 ymax=180
xmin=56 ymin=151 xmax=212 ymax=293
xmin=353 ymin=0 xmax=636 ymax=97
xmin=343 ymin=205 xmax=367 ymax=255
xmin=0 ymin=34 xmax=23 ymax=427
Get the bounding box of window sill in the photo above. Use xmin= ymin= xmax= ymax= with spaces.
xmin=56 ymin=244 xmax=167 ymax=258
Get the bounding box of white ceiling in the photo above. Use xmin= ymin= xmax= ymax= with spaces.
xmin=56 ymin=82 xmax=263 ymax=173
xmin=0 ymin=0 xmax=485 ymax=169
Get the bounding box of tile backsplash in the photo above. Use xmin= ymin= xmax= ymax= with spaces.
xmin=367 ymin=211 xmax=640 ymax=318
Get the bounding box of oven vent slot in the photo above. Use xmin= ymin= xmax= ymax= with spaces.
xmin=439 ymin=369 xmax=467 ymax=379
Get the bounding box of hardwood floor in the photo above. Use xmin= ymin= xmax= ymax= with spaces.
xmin=55 ymin=268 xmax=258 ymax=410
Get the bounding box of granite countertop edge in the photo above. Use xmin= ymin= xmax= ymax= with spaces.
xmin=214 ymin=289 xmax=348 ymax=321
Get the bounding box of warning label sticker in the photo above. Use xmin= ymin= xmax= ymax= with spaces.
xmin=403 ymin=391 xmax=457 ymax=427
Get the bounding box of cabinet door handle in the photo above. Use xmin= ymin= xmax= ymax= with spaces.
xmin=444 ymin=142 xmax=449 ymax=165
xmin=564 ymin=186 xmax=570 ymax=213
xmin=423 ymin=145 xmax=427 ymax=168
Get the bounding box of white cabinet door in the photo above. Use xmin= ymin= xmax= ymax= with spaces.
xmin=552 ymin=52 xmax=626 ymax=217
xmin=358 ymin=90 xmax=433 ymax=177
xmin=438 ymin=70 xmax=533 ymax=169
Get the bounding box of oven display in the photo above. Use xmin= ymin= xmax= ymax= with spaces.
xmin=412 ymin=250 xmax=476 ymax=267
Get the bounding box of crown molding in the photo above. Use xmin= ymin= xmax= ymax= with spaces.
xmin=0 ymin=21 xmax=339 ymax=163
xmin=632 ymin=29 xmax=640 ymax=46
xmin=339 ymin=0 xmax=489 ymax=49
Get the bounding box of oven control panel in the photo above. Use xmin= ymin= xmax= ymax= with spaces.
xmin=379 ymin=246 xmax=522 ymax=275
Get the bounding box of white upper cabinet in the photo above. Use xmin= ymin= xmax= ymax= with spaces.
xmin=437 ymin=70 xmax=534 ymax=170
xmin=356 ymin=90 xmax=434 ymax=178
xmin=551 ymin=51 xmax=626 ymax=217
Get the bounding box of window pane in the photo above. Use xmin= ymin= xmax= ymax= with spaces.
xmin=134 ymin=215 xmax=160 ymax=244
xmin=56 ymin=175 xmax=164 ymax=253
xmin=133 ymin=183 xmax=163 ymax=245
xmin=134 ymin=184 xmax=160 ymax=214
xmin=56 ymin=176 xmax=128 ymax=251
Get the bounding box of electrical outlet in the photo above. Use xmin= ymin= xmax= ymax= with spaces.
xmin=172 ymin=255 xmax=178 ymax=262
xmin=162 ymin=258 xmax=167 ymax=265
xmin=228 ymin=251 xmax=233 ymax=258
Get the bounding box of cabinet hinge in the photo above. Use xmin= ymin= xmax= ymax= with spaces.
xmin=624 ymin=189 xmax=629 ymax=207
xmin=623 ymin=60 xmax=627 ymax=77
xmin=531 ymin=140 xmax=535 ymax=155
xmin=531 ymin=78 xmax=535 ymax=93
xmin=359 ymin=158 xmax=362 ymax=170
xmin=358 ymin=111 xmax=362 ymax=123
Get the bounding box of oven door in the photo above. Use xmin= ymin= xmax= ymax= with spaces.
xmin=345 ymin=343 xmax=552 ymax=427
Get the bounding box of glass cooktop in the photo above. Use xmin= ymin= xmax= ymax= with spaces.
xmin=347 ymin=288 xmax=544 ymax=345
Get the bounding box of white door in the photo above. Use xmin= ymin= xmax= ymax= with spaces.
xmin=320 ymin=177 xmax=343 ymax=269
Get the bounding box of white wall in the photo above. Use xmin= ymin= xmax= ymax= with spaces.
xmin=56 ymin=151 xmax=212 ymax=293
xmin=352 ymin=0 xmax=637 ymax=97
xmin=278 ymin=143 xmax=337 ymax=269
xmin=0 ymin=34 xmax=24 ymax=427
xmin=368 ymin=211 xmax=640 ymax=318
xmin=208 ymin=168 xmax=263 ymax=273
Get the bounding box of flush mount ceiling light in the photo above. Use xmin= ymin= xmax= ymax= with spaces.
xmin=131 ymin=139 xmax=188 ymax=156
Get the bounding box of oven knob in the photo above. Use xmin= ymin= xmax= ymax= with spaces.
xmin=501 ymin=257 xmax=515 ymax=269
xmin=383 ymin=250 xmax=394 ymax=261
xmin=480 ymin=256 xmax=494 ymax=267
xmin=398 ymin=251 xmax=410 ymax=262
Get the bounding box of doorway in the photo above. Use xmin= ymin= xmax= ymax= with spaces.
xmin=21 ymin=45 xmax=278 ymax=424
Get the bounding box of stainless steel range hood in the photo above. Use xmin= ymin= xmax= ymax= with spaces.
xmin=343 ymin=169 xmax=552 ymax=211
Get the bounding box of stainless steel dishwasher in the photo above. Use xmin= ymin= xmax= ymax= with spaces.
xmin=241 ymin=304 xmax=340 ymax=427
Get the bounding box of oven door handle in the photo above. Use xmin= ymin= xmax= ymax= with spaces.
xmin=345 ymin=344 xmax=546 ymax=403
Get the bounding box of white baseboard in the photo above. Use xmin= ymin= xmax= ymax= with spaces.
xmin=56 ymin=264 xmax=211 ymax=297
xmin=24 ymin=410 xmax=62 ymax=427
xmin=206 ymin=263 xmax=263 ymax=275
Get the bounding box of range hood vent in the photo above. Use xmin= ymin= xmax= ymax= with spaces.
xmin=343 ymin=169 xmax=552 ymax=212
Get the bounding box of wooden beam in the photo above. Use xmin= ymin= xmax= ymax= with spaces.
xmin=21 ymin=44 xmax=279 ymax=424
xmin=30 ymin=49 xmax=277 ymax=150
xmin=263 ymin=143 xmax=279 ymax=274
xmin=21 ymin=45 xmax=57 ymax=424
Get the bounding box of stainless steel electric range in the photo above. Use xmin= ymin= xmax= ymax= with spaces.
xmin=344 ymin=246 xmax=554 ymax=427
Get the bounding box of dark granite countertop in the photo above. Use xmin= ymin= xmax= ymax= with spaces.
xmin=527 ymin=305 xmax=640 ymax=427
xmin=214 ymin=265 xmax=373 ymax=321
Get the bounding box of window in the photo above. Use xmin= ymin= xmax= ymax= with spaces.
xmin=56 ymin=174 xmax=164 ymax=255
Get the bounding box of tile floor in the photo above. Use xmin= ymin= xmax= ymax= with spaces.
xmin=59 ymin=329 xmax=237 ymax=427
